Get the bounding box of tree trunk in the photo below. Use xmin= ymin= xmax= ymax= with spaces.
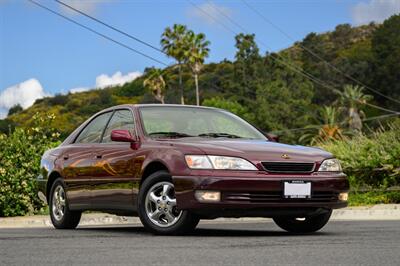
xmin=178 ymin=64 xmax=185 ymax=105
xmin=349 ymin=107 xmax=362 ymax=131
xmin=194 ymin=73 xmax=200 ymax=106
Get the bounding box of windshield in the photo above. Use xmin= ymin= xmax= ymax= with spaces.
xmin=139 ymin=106 xmax=266 ymax=140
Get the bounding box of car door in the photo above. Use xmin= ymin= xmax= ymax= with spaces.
xmin=90 ymin=109 xmax=139 ymax=211
xmin=62 ymin=111 xmax=113 ymax=209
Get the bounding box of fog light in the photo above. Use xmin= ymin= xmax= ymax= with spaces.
xmin=195 ymin=190 xmax=221 ymax=202
xmin=339 ymin=192 xmax=348 ymax=201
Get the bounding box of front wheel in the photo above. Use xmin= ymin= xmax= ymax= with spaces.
xmin=273 ymin=209 xmax=332 ymax=233
xmin=138 ymin=171 xmax=199 ymax=235
xmin=49 ymin=178 xmax=81 ymax=229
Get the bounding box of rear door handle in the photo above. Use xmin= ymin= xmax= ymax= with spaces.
xmin=63 ymin=155 xmax=69 ymax=160
xmin=95 ymin=154 xmax=103 ymax=159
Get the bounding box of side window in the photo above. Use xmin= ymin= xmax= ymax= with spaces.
xmin=102 ymin=110 xmax=135 ymax=143
xmin=75 ymin=112 xmax=112 ymax=143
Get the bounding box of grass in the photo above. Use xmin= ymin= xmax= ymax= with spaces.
xmin=348 ymin=190 xmax=400 ymax=206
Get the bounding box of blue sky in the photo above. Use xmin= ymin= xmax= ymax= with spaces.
xmin=1 ymin=0 xmax=399 ymax=117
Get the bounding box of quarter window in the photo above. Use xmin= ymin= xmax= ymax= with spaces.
xmin=102 ymin=110 xmax=135 ymax=143
xmin=75 ymin=112 xmax=112 ymax=143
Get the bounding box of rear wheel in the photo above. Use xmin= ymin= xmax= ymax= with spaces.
xmin=138 ymin=170 xmax=199 ymax=235
xmin=49 ymin=178 xmax=81 ymax=229
xmin=273 ymin=209 xmax=332 ymax=233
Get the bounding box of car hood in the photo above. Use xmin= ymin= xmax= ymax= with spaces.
xmin=171 ymin=138 xmax=332 ymax=163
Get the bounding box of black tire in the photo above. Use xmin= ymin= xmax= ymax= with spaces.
xmin=138 ymin=170 xmax=199 ymax=235
xmin=273 ymin=209 xmax=332 ymax=233
xmin=49 ymin=178 xmax=81 ymax=229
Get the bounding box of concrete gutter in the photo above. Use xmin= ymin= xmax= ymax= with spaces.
xmin=0 ymin=204 xmax=399 ymax=228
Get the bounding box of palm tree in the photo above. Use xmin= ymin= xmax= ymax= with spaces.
xmin=143 ymin=68 xmax=166 ymax=104
xmin=185 ymin=31 xmax=210 ymax=106
xmin=340 ymin=85 xmax=373 ymax=132
xmin=299 ymin=106 xmax=346 ymax=144
xmin=161 ymin=24 xmax=189 ymax=105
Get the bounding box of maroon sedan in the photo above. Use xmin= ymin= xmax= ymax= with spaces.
xmin=37 ymin=104 xmax=349 ymax=235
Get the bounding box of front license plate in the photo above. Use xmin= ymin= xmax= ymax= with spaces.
xmin=284 ymin=181 xmax=311 ymax=198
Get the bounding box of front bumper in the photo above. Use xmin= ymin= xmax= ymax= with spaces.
xmin=173 ymin=172 xmax=349 ymax=218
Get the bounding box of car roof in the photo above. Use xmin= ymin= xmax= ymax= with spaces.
xmin=104 ymin=104 xmax=222 ymax=111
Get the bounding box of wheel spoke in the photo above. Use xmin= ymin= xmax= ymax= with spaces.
xmin=150 ymin=209 xmax=162 ymax=220
xmin=149 ymin=192 xmax=159 ymax=204
xmin=162 ymin=184 xmax=170 ymax=197
xmin=167 ymin=198 xmax=176 ymax=207
xmin=59 ymin=197 xmax=65 ymax=205
xmin=164 ymin=211 xmax=175 ymax=223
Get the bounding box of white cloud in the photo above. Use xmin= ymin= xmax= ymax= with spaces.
xmin=69 ymin=87 xmax=91 ymax=94
xmin=352 ymin=0 xmax=400 ymax=25
xmin=69 ymin=71 xmax=142 ymax=93
xmin=187 ymin=2 xmax=233 ymax=25
xmin=0 ymin=79 xmax=49 ymax=117
xmin=96 ymin=71 xmax=142 ymax=88
xmin=58 ymin=0 xmax=102 ymax=15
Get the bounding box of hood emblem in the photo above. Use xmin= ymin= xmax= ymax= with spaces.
xmin=281 ymin=154 xmax=290 ymax=159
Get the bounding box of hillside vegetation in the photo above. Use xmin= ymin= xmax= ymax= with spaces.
xmin=3 ymin=16 xmax=400 ymax=142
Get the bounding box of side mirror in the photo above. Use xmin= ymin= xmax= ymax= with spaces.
xmin=111 ymin=129 xmax=134 ymax=142
xmin=265 ymin=133 xmax=279 ymax=142
xmin=111 ymin=130 xmax=140 ymax=149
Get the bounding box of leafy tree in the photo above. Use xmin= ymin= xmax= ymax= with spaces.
xmin=48 ymin=94 xmax=68 ymax=106
xmin=301 ymin=32 xmax=339 ymax=104
xmin=332 ymin=24 xmax=353 ymax=49
xmin=185 ymin=31 xmax=210 ymax=106
xmin=0 ymin=119 xmax=15 ymax=135
xmin=233 ymin=33 xmax=262 ymax=101
xmin=8 ymin=104 xmax=23 ymax=116
xmin=340 ymin=85 xmax=372 ymax=131
xmin=161 ymin=24 xmax=190 ymax=105
xmin=371 ymin=14 xmax=400 ymax=108
xmin=254 ymin=55 xmax=315 ymax=142
xmin=143 ymin=68 xmax=166 ymax=104
xmin=203 ymin=97 xmax=255 ymax=123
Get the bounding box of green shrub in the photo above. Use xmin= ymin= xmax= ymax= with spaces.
xmin=348 ymin=190 xmax=400 ymax=206
xmin=0 ymin=113 xmax=60 ymax=217
xmin=320 ymin=122 xmax=400 ymax=188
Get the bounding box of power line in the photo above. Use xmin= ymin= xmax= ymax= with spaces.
xmin=189 ymin=0 xmax=339 ymax=93
xmin=240 ymin=0 xmax=400 ymax=106
xmin=55 ymin=0 xmax=165 ymax=55
xmin=28 ymin=0 xmax=168 ymax=66
xmin=204 ymin=0 xmax=399 ymax=115
xmin=187 ymin=0 xmax=237 ymax=35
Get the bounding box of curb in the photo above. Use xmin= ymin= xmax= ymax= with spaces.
xmin=0 ymin=204 xmax=399 ymax=228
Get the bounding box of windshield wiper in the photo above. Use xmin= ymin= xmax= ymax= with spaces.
xmin=148 ymin=132 xmax=194 ymax=138
xmin=198 ymin=132 xmax=243 ymax=139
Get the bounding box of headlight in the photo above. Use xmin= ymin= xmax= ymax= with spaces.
xmin=185 ymin=155 xmax=257 ymax=170
xmin=318 ymin=158 xmax=342 ymax=172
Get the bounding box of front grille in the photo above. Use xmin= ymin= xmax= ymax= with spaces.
xmin=223 ymin=191 xmax=337 ymax=203
xmin=262 ymin=162 xmax=315 ymax=173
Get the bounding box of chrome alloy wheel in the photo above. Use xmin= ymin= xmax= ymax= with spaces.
xmin=145 ymin=181 xmax=182 ymax=227
xmin=52 ymin=185 xmax=66 ymax=221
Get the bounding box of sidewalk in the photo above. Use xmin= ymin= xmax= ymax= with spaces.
xmin=1 ymin=204 xmax=399 ymax=228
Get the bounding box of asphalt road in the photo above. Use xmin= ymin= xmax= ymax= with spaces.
xmin=1 ymin=220 xmax=399 ymax=265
